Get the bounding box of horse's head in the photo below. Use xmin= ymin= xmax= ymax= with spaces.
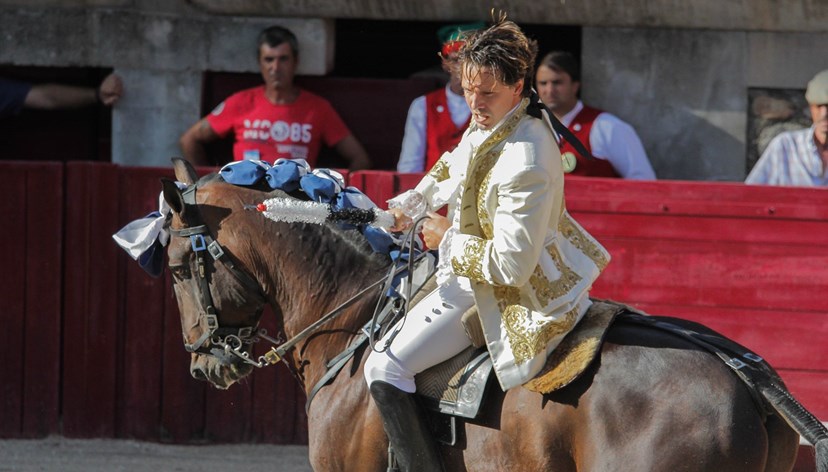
xmin=162 ymin=158 xmax=268 ymax=389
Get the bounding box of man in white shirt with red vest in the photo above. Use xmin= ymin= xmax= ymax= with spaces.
xmin=536 ymin=51 xmax=656 ymax=179
xmin=396 ymin=24 xmax=480 ymax=173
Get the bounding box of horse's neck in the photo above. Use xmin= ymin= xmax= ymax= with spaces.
xmin=250 ymin=220 xmax=388 ymax=384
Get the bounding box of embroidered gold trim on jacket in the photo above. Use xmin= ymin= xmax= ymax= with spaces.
xmin=451 ymin=237 xmax=487 ymax=282
xmin=427 ymin=158 xmax=450 ymax=183
xmin=461 ymin=99 xmax=529 ymax=239
xmin=471 ymin=98 xmax=529 ymax=159
xmin=502 ymin=304 xmax=580 ymax=365
xmin=493 ymin=285 xmax=521 ymax=311
xmin=559 ymin=213 xmax=610 ymax=271
xmin=529 ymin=245 xmax=583 ymax=307
xmin=477 ymin=164 xmax=496 ymax=239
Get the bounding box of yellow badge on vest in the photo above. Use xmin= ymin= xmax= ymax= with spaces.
xmin=562 ymin=152 xmax=577 ymax=173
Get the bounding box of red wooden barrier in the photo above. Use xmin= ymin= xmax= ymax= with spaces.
xmin=350 ymin=172 xmax=828 ymax=420
xmin=564 ymin=176 xmax=828 ymax=420
xmin=3 ymin=162 xmax=825 ymax=464
xmin=0 ymin=162 xmax=63 ymax=438
xmin=62 ymin=162 xmax=121 ymax=438
xmin=22 ymin=163 xmax=63 ymax=438
xmin=349 ymin=170 xmax=422 ymax=209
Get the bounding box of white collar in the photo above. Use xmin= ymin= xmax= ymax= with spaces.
xmin=560 ymin=100 xmax=584 ymax=128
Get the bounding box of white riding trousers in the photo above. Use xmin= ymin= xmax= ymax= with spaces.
xmin=363 ymin=275 xmax=475 ymax=393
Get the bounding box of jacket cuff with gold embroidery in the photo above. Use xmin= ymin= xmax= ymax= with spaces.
xmin=449 ymin=233 xmax=491 ymax=283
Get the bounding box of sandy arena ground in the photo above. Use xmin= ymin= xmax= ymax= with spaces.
xmin=0 ymin=437 xmax=313 ymax=472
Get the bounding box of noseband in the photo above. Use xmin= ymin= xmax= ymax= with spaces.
xmin=168 ymin=183 xmax=278 ymax=366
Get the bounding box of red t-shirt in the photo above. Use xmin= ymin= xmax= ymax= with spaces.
xmin=207 ymin=87 xmax=350 ymax=166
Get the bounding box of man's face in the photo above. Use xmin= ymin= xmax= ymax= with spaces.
xmin=535 ymin=65 xmax=579 ymax=113
xmin=259 ymin=42 xmax=297 ymax=91
xmin=462 ymin=65 xmax=523 ymax=130
xmin=810 ymin=103 xmax=828 ymax=139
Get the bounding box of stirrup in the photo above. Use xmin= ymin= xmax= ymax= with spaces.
xmin=387 ymin=444 xmax=401 ymax=472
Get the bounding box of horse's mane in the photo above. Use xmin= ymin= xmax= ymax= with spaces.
xmin=198 ymin=173 xmax=391 ymax=270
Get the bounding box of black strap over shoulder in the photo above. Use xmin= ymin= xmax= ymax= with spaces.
xmin=526 ymin=91 xmax=594 ymax=162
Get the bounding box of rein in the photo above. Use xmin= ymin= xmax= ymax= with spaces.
xmin=169 ymin=181 xmax=424 ymax=376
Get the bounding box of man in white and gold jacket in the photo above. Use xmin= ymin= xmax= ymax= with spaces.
xmin=363 ymin=16 xmax=610 ymax=472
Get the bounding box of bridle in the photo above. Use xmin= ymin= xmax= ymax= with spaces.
xmin=166 ymin=180 xmax=428 ymax=379
xmin=168 ymin=182 xmax=280 ymax=367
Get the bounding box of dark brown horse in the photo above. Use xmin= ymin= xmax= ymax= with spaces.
xmin=161 ymin=159 xmax=824 ymax=472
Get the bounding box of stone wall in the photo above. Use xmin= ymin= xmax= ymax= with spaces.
xmin=1 ymin=1 xmax=827 ymax=178
xmin=0 ymin=2 xmax=333 ymax=167
xmin=188 ymin=0 xmax=828 ymax=33
xmin=583 ymin=28 xmax=828 ymax=180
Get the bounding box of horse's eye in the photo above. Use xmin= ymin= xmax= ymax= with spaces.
xmin=169 ymin=263 xmax=192 ymax=280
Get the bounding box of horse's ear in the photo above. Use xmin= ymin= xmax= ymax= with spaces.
xmin=161 ymin=178 xmax=186 ymax=216
xmin=171 ymin=157 xmax=199 ymax=186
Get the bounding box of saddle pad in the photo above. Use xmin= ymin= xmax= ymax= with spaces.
xmin=523 ymin=299 xmax=626 ymax=394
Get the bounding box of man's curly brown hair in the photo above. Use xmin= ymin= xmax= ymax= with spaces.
xmin=456 ymin=11 xmax=538 ymax=97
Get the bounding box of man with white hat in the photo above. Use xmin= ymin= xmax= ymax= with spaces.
xmin=746 ymin=69 xmax=828 ymax=186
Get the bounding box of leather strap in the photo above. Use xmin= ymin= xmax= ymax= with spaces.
xmin=526 ymin=91 xmax=594 ymax=161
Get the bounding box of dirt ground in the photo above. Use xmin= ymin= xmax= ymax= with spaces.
xmin=0 ymin=437 xmax=313 ymax=472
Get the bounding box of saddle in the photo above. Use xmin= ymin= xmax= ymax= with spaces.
xmin=414 ymin=296 xmax=625 ymax=419
xmin=414 ymin=294 xmax=781 ymax=434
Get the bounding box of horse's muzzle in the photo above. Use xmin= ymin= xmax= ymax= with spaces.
xmin=189 ymin=351 xmax=253 ymax=389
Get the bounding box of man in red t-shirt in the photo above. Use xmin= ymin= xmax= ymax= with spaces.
xmin=180 ymin=26 xmax=371 ymax=170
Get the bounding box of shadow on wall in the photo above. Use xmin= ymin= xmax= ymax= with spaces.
xmin=583 ymin=28 xmax=750 ymax=182
xmin=641 ymin=104 xmax=747 ymax=181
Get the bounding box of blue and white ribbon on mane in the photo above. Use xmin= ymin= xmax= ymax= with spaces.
xmin=113 ymin=159 xmax=420 ymax=278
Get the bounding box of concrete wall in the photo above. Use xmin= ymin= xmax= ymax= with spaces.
xmin=189 ymin=0 xmax=828 ymax=33
xmin=1 ymin=1 xmax=827 ymax=178
xmin=0 ymin=2 xmax=333 ymax=167
xmin=583 ymin=28 xmax=828 ymax=180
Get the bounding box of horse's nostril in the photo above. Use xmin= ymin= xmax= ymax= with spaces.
xmin=191 ymin=367 xmax=207 ymax=381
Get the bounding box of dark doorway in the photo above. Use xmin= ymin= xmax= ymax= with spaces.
xmin=331 ymin=19 xmax=581 ymax=79
xmin=200 ymin=19 xmax=581 ymax=169
xmin=0 ymin=66 xmax=115 ymax=162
